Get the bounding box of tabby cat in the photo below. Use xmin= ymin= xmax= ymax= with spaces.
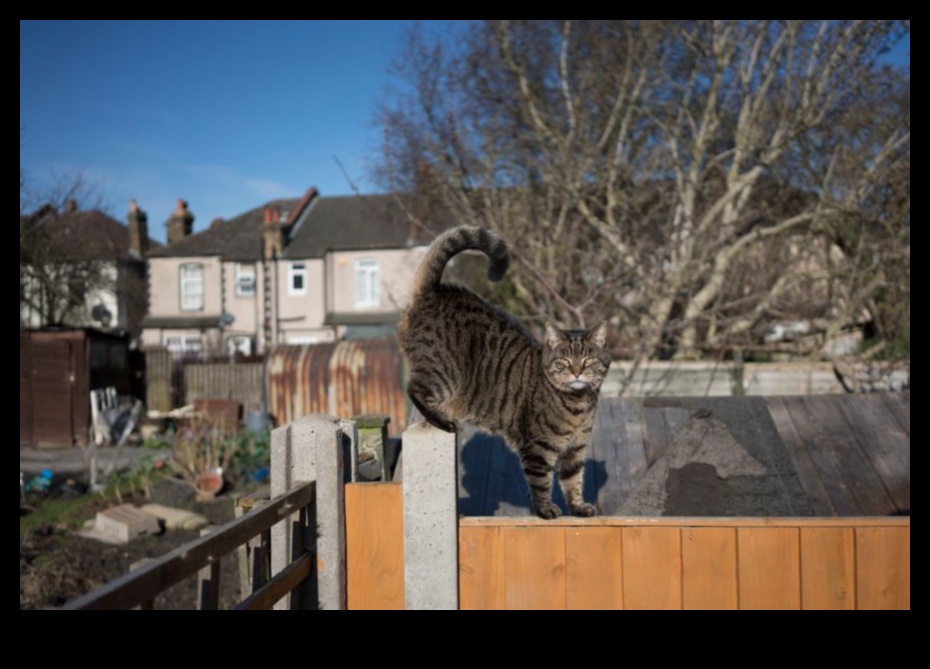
xmin=397 ymin=226 xmax=611 ymax=519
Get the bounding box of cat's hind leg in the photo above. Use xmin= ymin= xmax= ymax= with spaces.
xmin=407 ymin=375 xmax=458 ymax=433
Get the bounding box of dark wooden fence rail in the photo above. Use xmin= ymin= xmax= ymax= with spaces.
xmin=63 ymin=481 xmax=316 ymax=610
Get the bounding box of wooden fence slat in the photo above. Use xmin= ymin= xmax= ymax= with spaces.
xmin=880 ymin=391 xmax=910 ymax=436
xmin=459 ymin=526 xmax=504 ymax=610
xmin=565 ymin=527 xmax=623 ymax=610
xmin=737 ymin=527 xmax=800 ymax=610
xmin=502 ymin=527 xmax=566 ymax=610
xmin=800 ymin=527 xmax=855 ymax=610
xmin=682 ymin=528 xmax=737 ymax=610
xmin=856 ymin=527 xmax=910 ymax=610
xmin=197 ymin=526 xmax=221 ymax=610
xmin=835 ymin=394 xmax=910 ymax=513
xmin=621 ymin=527 xmax=682 ymax=610
xmin=764 ymin=396 xmax=836 ymax=516
xmin=345 ymin=483 xmax=404 ymax=610
xmin=234 ymin=553 xmax=314 ymax=611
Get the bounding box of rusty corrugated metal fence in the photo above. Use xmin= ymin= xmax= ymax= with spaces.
xmin=268 ymin=338 xmax=408 ymax=434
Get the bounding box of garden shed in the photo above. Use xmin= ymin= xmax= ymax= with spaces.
xmin=20 ymin=327 xmax=134 ymax=448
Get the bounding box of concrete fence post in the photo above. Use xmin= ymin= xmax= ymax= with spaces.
xmin=402 ymin=420 xmax=458 ymax=610
xmin=270 ymin=413 xmax=355 ymax=610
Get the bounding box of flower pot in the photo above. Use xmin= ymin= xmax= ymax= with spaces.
xmin=194 ymin=471 xmax=224 ymax=501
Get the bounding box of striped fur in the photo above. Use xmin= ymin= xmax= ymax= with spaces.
xmin=397 ymin=226 xmax=611 ymax=519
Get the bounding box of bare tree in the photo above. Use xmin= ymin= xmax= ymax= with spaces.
xmin=376 ymin=20 xmax=909 ymax=365
xmin=20 ymin=169 xmax=118 ymax=328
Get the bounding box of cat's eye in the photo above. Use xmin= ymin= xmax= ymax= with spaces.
xmin=583 ymin=358 xmax=598 ymax=367
xmin=553 ymin=359 xmax=570 ymax=369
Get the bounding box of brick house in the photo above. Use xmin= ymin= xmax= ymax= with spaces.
xmin=141 ymin=188 xmax=451 ymax=357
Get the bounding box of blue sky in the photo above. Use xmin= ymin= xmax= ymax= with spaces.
xmin=21 ymin=21 xmax=908 ymax=246
xmin=20 ymin=20 xmax=448 ymax=244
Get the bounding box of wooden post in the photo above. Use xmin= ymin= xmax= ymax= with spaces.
xmin=270 ymin=413 xmax=352 ymax=610
xmin=129 ymin=558 xmax=154 ymax=610
xmin=197 ymin=525 xmax=221 ymax=610
xmin=402 ymin=420 xmax=459 ymax=609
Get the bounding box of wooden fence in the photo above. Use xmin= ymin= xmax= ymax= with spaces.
xmin=64 ymin=411 xmax=909 ymax=610
xmin=346 ymin=418 xmax=909 ymax=610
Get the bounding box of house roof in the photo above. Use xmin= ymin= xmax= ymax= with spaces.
xmin=146 ymin=197 xmax=301 ymax=261
xmin=20 ymin=206 xmax=161 ymax=263
xmin=285 ymin=194 xmax=453 ymax=258
xmin=146 ymin=190 xmax=455 ymax=262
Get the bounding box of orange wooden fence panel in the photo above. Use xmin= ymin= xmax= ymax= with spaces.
xmin=345 ymin=483 xmax=404 ymax=610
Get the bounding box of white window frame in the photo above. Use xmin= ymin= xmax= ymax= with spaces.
xmin=235 ymin=262 xmax=256 ymax=297
xmin=289 ymin=261 xmax=307 ymax=296
xmin=180 ymin=263 xmax=204 ymax=312
xmin=354 ymin=259 xmax=380 ymax=308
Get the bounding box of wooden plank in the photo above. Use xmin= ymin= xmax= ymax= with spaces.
xmin=590 ymin=399 xmax=647 ymax=515
xmin=197 ymin=526 xmax=221 ymax=610
xmin=502 ymin=527 xmax=566 ymax=609
xmin=465 ymin=424 xmax=530 ymax=517
xmin=816 ymin=395 xmax=898 ymax=515
xmin=458 ymin=422 xmax=493 ymax=517
xmin=773 ymin=396 xmax=863 ymax=515
xmin=565 ymin=527 xmax=623 ymax=610
xmin=682 ymin=528 xmax=737 ymax=610
xmin=234 ymin=552 xmax=314 ymax=611
xmin=459 ymin=526 xmax=503 ymax=610
xmin=460 ymin=516 xmax=910 ymax=528
xmin=621 ymin=527 xmax=682 ymax=609
xmin=641 ymin=405 xmax=671 ymax=467
xmin=641 ymin=404 xmax=690 ymax=467
xmin=880 ymin=391 xmax=910 ymax=436
xmin=800 ymin=527 xmax=855 ymax=610
xmin=737 ymin=527 xmax=800 ymax=610
xmin=835 ymin=393 xmax=910 ymax=513
xmin=764 ymin=396 xmax=836 ymax=516
xmin=856 ymin=527 xmax=910 ymax=610
xmin=345 ymin=483 xmax=404 ymax=610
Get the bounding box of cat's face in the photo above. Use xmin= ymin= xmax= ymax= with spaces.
xmin=542 ymin=321 xmax=611 ymax=393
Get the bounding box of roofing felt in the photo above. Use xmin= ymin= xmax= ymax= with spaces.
xmin=454 ymin=393 xmax=910 ymax=518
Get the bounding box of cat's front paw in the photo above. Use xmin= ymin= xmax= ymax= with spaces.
xmin=534 ymin=502 xmax=562 ymax=520
xmin=570 ymin=502 xmax=597 ymax=517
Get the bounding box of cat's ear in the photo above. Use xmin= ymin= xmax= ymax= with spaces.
xmin=544 ymin=320 xmax=565 ymax=348
xmin=587 ymin=320 xmax=608 ymax=348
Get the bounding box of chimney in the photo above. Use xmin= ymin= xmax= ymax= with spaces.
xmin=127 ymin=199 xmax=149 ymax=256
xmin=65 ymin=199 xmax=78 ymax=213
xmin=262 ymin=204 xmax=284 ymax=260
xmin=211 ymin=216 xmax=224 ymax=230
xmin=284 ymin=186 xmax=318 ymax=227
xmin=167 ymin=198 xmax=195 ymax=246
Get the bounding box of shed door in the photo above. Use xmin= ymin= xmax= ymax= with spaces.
xmin=31 ymin=340 xmax=75 ymax=447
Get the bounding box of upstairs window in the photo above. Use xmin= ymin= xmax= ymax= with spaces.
xmin=355 ymin=259 xmax=380 ymax=308
xmin=289 ymin=261 xmax=307 ymax=296
xmin=236 ymin=263 xmax=256 ymax=297
xmin=180 ymin=263 xmax=204 ymax=311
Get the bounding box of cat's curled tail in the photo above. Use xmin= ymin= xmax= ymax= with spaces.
xmin=409 ymin=226 xmax=510 ymax=302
